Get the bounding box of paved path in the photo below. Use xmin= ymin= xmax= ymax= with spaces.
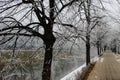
xmin=86 ymin=51 xmax=120 ymax=80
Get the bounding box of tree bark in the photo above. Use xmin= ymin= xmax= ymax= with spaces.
xmin=97 ymin=41 xmax=100 ymax=55
xmin=42 ymin=43 xmax=54 ymax=80
xmin=42 ymin=36 xmax=55 ymax=80
xmin=42 ymin=0 xmax=55 ymax=80
xmin=42 ymin=23 xmax=56 ymax=80
xmin=86 ymin=35 xmax=90 ymax=65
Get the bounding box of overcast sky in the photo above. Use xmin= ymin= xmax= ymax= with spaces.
xmin=100 ymin=0 xmax=120 ymax=31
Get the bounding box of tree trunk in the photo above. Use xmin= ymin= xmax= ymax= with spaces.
xmin=86 ymin=36 xmax=90 ymax=65
xmin=42 ymin=23 xmax=56 ymax=80
xmin=118 ymin=46 xmax=120 ymax=54
xmin=99 ymin=44 xmax=101 ymax=53
xmin=117 ymin=46 xmax=119 ymax=53
xmin=42 ymin=0 xmax=55 ymax=79
xmin=42 ymin=37 xmax=55 ymax=80
xmin=104 ymin=45 xmax=107 ymax=51
xmin=97 ymin=41 xmax=100 ymax=55
xmin=101 ymin=44 xmax=104 ymax=53
xmin=42 ymin=44 xmax=53 ymax=80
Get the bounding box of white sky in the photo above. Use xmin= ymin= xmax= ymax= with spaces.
xmin=101 ymin=0 xmax=120 ymax=31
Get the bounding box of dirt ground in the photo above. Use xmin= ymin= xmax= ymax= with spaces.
xmin=85 ymin=51 xmax=120 ymax=80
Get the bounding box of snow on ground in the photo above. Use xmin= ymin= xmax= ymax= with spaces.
xmin=115 ymin=54 xmax=120 ymax=62
xmin=60 ymin=56 xmax=99 ymax=80
xmin=95 ymin=75 xmax=98 ymax=79
xmin=60 ymin=63 xmax=86 ymax=80
xmin=100 ymin=58 xmax=104 ymax=63
xmin=116 ymin=59 xmax=120 ymax=62
xmin=91 ymin=56 xmax=99 ymax=63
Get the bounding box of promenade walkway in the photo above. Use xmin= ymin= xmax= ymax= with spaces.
xmin=86 ymin=51 xmax=120 ymax=80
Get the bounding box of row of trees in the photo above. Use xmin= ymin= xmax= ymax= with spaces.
xmin=0 ymin=0 xmax=111 ymax=80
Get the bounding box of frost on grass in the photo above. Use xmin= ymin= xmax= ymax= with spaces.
xmin=0 ymin=50 xmax=42 ymax=80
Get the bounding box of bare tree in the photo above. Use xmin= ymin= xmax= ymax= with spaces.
xmin=0 ymin=0 xmax=83 ymax=80
xmin=77 ymin=0 xmax=103 ymax=65
xmin=91 ymin=21 xmax=109 ymax=55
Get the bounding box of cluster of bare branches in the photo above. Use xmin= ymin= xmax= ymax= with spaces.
xmin=0 ymin=0 xmax=113 ymax=80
